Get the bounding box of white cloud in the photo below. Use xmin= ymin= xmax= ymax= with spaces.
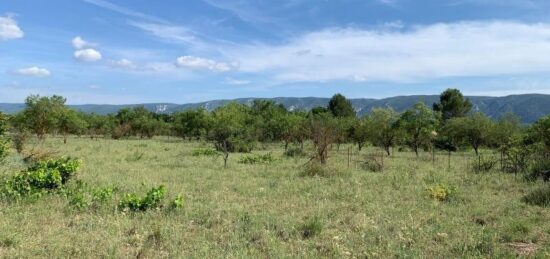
xmin=74 ymin=48 xmax=102 ymax=62
xmin=0 ymin=14 xmax=24 ymax=40
xmin=225 ymin=78 xmax=251 ymax=85
xmin=176 ymin=56 xmax=233 ymax=72
xmin=13 ymin=66 xmax=51 ymax=77
xmin=111 ymin=58 xmax=136 ymax=69
xmin=224 ymin=21 xmax=550 ymax=83
xmin=72 ymin=36 xmax=95 ymax=49
xmin=128 ymin=21 xmax=196 ymax=44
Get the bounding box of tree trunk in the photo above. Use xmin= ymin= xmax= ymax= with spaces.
xmin=223 ymin=140 xmax=229 ymax=168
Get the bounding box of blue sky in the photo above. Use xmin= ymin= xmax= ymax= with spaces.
xmin=1 ymin=0 xmax=550 ymax=104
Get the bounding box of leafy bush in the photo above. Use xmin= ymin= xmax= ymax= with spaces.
xmin=191 ymin=148 xmax=219 ymax=157
xmin=238 ymin=153 xmax=275 ymax=164
xmin=284 ymin=147 xmax=306 ymax=158
xmin=526 ymin=159 xmax=550 ymax=182
xmin=119 ymin=185 xmax=166 ymax=211
xmin=1 ymin=157 xmax=81 ymax=198
xmin=170 ymin=194 xmax=184 ymax=209
xmin=522 ymin=186 xmax=550 ymax=207
xmin=427 ymin=184 xmax=456 ymax=202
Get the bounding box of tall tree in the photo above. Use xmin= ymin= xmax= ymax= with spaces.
xmin=433 ymin=88 xmax=473 ymax=121
xmin=328 ymin=93 xmax=356 ymax=118
xmin=398 ymin=102 xmax=438 ymax=157
xmin=22 ymin=95 xmax=67 ymax=139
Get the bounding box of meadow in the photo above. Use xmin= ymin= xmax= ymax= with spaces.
xmin=0 ymin=136 xmax=549 ymax=258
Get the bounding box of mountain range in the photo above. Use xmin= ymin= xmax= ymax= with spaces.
xmin=1 ymin=94 xmax=549 ymax=123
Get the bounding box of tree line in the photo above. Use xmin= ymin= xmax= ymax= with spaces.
xmin=0 ymin=89 xmax=549 ymax=174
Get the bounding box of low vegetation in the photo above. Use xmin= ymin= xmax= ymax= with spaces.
xmin=0 ymin=89 xmax=548 ymax=257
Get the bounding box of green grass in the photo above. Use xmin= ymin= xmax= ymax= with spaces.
xmin=0 ymin=136 xmax=549 ymax=258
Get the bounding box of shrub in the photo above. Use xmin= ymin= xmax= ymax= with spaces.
xmin=361 ymin=156 xmax=383 ymax=172
xmin=0 ymin=138 xmax=9 ymax=164
xmin=170 ymin=194 xmax=184 ymax=209
xmin=522 ymin=186 xmax=550 ymax=207
xmin=12 ymin=131 xmax=28 ymax=154
xmin=284 ymin=147 xmax=306 ymax=158
xmin=1 ymin=157 xmax=81 ymax=198
xmin=191 ymin=148 xmax=219 ymax=157
xmin=526 ymin=159 xmax=550 ymax=182
xmin=119 ymin=185 xmax=166 ymax=211
xmin=238 ymin=153 xmax=275 ymax=164
xmin=427 ymin=184 xmax=456 ymax=201
xmin=299 ymin=162 xmax=339 ymax=177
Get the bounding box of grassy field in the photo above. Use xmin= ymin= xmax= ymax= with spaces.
xmin=0 ymin=136 xmax=549 ymax=258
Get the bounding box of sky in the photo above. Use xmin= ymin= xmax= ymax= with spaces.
xmin=1 ymin=0 xmax=550 ymax=104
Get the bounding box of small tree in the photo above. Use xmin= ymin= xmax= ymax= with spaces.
xmin=367 ymin=108 xmax=401 ymax=156
xmin=448 ymin=112 xmax=495 ymax=156
xmin=349 ymin=117 xmax=369 ymax=151
xmin=209 ymin=103 xmax=254 ymax=167
xmin=398 ymin=102 xmax=438 ymax=157
xmin=22 ymin=95 xmax=66 ymax=139
xmin=57 ymin=108 xmax=87 ymax=144
xmin=307 ymin=113 xmax=339 ymax=164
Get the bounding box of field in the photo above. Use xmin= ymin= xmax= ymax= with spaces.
xmin=0 ymin=136 xmax=549 ymax=258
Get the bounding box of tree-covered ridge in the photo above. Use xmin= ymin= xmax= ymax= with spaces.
xmin=1 ymin=93 xmax=549 ymax=123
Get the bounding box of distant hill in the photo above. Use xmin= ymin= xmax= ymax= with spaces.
xmin=1 ymin=94 xmax=549 ymax=123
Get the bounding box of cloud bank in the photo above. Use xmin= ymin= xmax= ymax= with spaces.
xmin=224 ymin=21 xmax=550 ymax=83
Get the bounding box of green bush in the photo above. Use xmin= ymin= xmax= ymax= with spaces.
xmin=1 ymin=157 xmax=81 ymax=198
xmin=170 ymin=194 xmax=184 ymax=209
xmin=238 ymin=153 xmax=275 ymax=164
xmin=284 ymin=147 xmax=306 ymax=158
xmin=119 ymin=185 xmax=166 ymax=211
xmin=522 ymin=186 xmax=550 ymax=207
xmin=191 ymin=148 xmax=219 ymax=157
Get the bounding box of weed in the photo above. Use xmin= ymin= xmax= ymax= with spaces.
xmin=299 ymin=216 xmax=323 ymax=239
xmin=119 ymin=185 xmax=167 ymax=211
xmin=427 ymin=184 xmax=456 ymax=202
xmin=238 ymin=153 xmax=275 ymax=164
